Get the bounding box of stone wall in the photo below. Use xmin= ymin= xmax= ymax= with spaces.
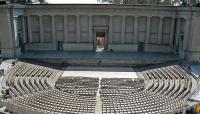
xmin=0 ymin=4 xmax=200 ymax=62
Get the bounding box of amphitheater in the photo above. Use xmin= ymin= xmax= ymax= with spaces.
xmin=0 ymin=2 xmax=200 ymax=114
xmin=0 ymin=59 xmax=198 ymax=114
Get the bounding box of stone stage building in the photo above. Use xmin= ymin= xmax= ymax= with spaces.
xmin=0 ymin=4 xmax=200 ymax=62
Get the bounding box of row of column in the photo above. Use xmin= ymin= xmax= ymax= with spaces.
xmin=26 ymin=15 xmax=178 ymax=45
xmin=110 ymin=15 xmax=176 ymax=45
xmin=27 ymin=15 xmax=93 ymax=43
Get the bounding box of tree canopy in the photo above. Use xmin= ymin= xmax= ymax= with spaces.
xmin=9 ymin=0 xmax=46 ymax=3
xmin=97 ymin=0 xmax=198 ymax=6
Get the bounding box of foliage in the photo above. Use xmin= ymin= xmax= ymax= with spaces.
xmin=160 ymin=0 xmax=172 ymax=5
xmin=9 ymin=0 xmax=46 ymax=3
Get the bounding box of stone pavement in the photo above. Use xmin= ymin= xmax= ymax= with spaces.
xmin=20 ymin=51 xmax=180 ymax=66
xmin=62 ymin=66 xmax=138 ymax=78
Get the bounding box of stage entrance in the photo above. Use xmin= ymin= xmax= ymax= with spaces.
xmin=96 ymin=32 xmax=105 ymax=52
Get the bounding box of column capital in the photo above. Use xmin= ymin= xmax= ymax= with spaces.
xmin=38 ymin=14 xmax=43 ymax=17
xmin=134 ymin=15 xmax=139 ymax=18
xmin=171 ymin=17 xmax=177 ymax=19
xmin=159 ymin=16 xmax=164 ymax=20
xmin=159 ymin=16 xmax=165 ymax=19
xmin=147 ymin=16 xmax=152 ymax=18
xmin=12 ymin=16 xmax=18 ymax=19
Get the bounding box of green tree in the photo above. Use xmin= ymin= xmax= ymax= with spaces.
xmin=160 ymin=0 xmax=172 ymax=5
xmin=97 ymin=0 xmax=152 ymax=4
xmin=9 ymin=0 xmax=46 ymax=4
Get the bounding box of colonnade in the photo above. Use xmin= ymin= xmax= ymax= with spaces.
xmin=19 ymin=14 xmax=188 ymax=47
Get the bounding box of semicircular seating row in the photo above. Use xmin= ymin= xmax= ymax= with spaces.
xmin=142 ymin=65 xmax=193 ymax=99
xmin=2 ymin=61 xmax=63 ymax=97
xmin=100 ymin=65 xmax=197 ymax=114
xmin=6 ymin=89 xmax=97 ymax=114
xmin=4 ymin=62 xmax=198 ymax=114
xmin=3 ymin=61 xmax=99 ymax=114
xmin=55 ymin=76 xmax=99 ymax=96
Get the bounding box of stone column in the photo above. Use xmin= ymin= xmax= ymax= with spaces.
xmin=121 ymin=15 xmax=125 ymax=44
xmin=76 ymin=15 xmax=80 ymax=43
xmin=169 ymin=17 xmax=175 ymax=45
xmin=89 ymin=15 xmax=93 ymax=43
xmin=109 ymin=15 xmax=113 ymax=44
xmin=175 ymin=18 xmax=181 ymax=46
xmin=22 ymin=16 xmax=26 ymax=43
xmin=39 ymin=15 xmax=44 ymax=43
xmin=183 ymin=18 xmax=190 ymax=51
xmin=27 ymin=15 xmax=32 ymax=43
xmin=158 ymin=16 xmax=163 ymax=44
xmin=51 ymin=15 xmax=56 ymax=43
xmin=13 ymin=17 xmax=19 ymax=47
xmin=64 ymin=15 xmax=68 ymax=42
xmin=145 ymin=16 xmax=151 ymax=44
xmin=134 ymin=16 xmax=138 ymax=43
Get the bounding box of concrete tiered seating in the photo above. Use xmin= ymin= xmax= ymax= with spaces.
xmin=3 ymin=62 xmax=198 ymax=114
xmin=3 ymin=61 xmax=62 ymax=97
xmin=142 ymin=65 xmax=193 ymax=99
xmin=5 ymin=76 xmax=99 ymax=114
xmin=55 ymin=77 xmax=99 ymax=96
xmin=5 ymin=89 xmax=96 ymax=114
xmin=100 ymin=78 xmax=188 ymax=114
xmin=100 ymin=64 xmax=197 ymax=114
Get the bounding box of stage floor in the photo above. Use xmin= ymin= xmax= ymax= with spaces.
xmin=21 ymin=51 xmax=178 ymax=60
xmin=20 ymin=51 xmax=180 ymax=66
xmin=62 ymin=66 xmax=138 ymax=78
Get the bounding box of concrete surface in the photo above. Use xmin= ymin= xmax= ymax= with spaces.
xmin=62 ymin=66 xmax=138 ymax=78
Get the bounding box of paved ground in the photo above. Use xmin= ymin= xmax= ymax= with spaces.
xmin=62 ymin=66 xmax=138 ymax=78
xmin=191 ymin=65 xmax=200 ymax=78
xmin=20 ymin=51 xmax=179 ymax=62
xmin=189 ymin=65 xmax=200 ymax=102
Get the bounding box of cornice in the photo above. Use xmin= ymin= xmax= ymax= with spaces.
xmin=24 ymin=4 xmax=199 ymax=11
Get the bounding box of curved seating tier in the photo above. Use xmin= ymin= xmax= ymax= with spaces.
xmin=5 ymin=89 xmax=96 ymax=114
xmin=5 ymin=76 xmax=99 ymax=114
xmin=140 ymin=65 xmax=194 ymax=99
xmin=100 ymin=78 xmax=188 ymax=114
xmin=3 ymin=61 xmax=63 ymax=97
xmin=3 ymin=63 xmax=198 ymax=114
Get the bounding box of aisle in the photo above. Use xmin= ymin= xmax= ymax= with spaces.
xmin=62 ymin=66 xmax=138 ymax=78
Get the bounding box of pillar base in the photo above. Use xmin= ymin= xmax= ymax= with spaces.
xmin=184 ymin=51 xmax=200 ymax=62
xmin=1 ymin=47 xmax=21 ymax=58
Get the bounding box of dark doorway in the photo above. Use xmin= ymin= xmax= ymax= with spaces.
xmin=96 ymin=32 xmax=105 ymax=52
xmin=57 ymin=41 xmax=63 ymax=51
xmin=138 ymin=42 xmax=144 ymax=52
